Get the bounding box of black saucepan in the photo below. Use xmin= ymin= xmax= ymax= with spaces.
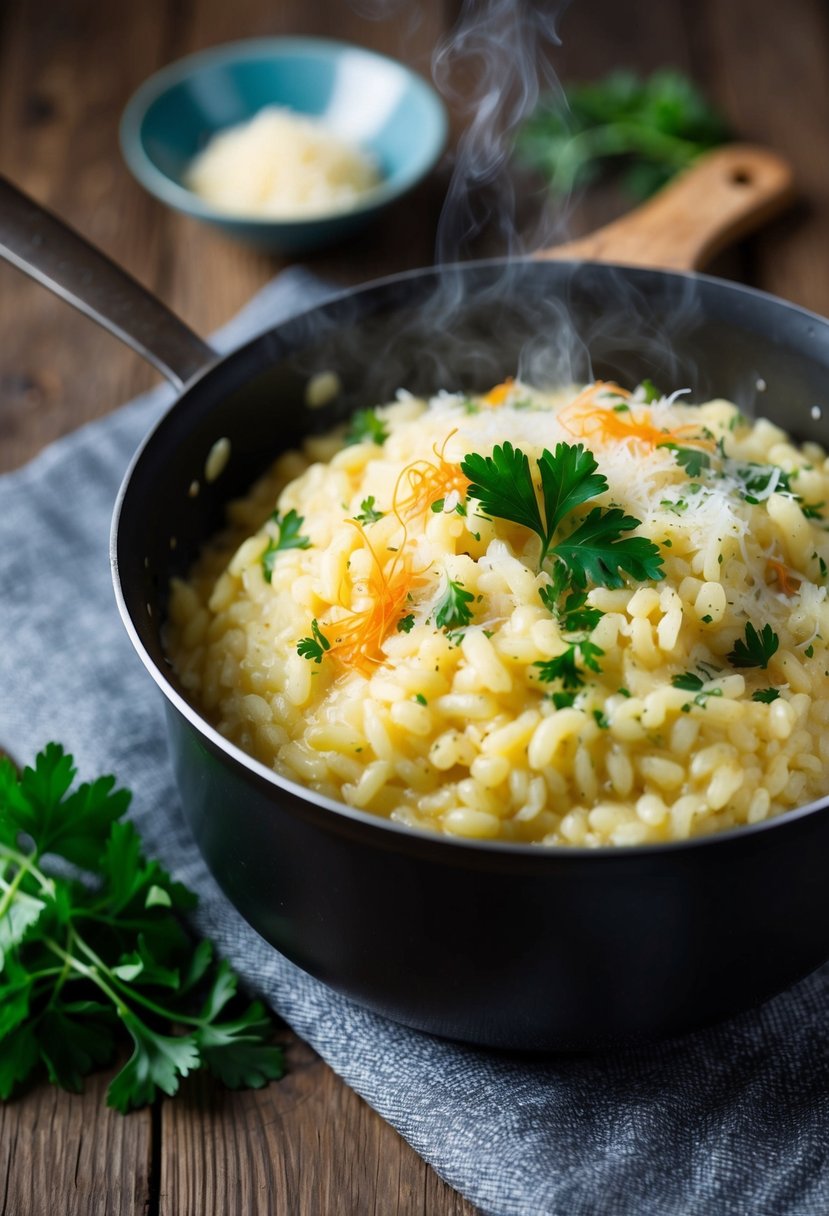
xmin=2 ymin=145 xmax=827 ymax=1050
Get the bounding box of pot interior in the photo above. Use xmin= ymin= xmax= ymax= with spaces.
xmin=115 ymin=259 xmax=829 ymax=684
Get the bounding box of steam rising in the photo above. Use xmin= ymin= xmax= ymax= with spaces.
xmin=295 ymin=0 xmax=759 ymax=413
xmin=432 ymin=0 xmax=570 ymax=263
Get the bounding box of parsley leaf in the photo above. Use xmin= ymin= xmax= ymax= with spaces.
xmin=397 ymin=613 xmax=415 ymax=634
xmin=0 ymin=745 xmax=284 ymax=1112
xmin=345 ymin=408 xmax=388 ymax=447
xmin=297 ymin=619 xmax=331 ymax=664
xmin=538 ymin=586 xmax=604 ymax=632
xmin=752 ymin=687 xmax=780 ymax=703
xmin=353 ymin=496 xmax=384 ymax=525
xmin=461 ymin=441 xmax=663 ymax=594
xmin=671 ymin=671 xmax=704 ymax=691
xmin=261 ymin=509 xmax=311 ymax=583
xmin=435 ymin=579 xmax=475 ymax=631
xmin=536 ymin=444 xmax=608 ymax=541
xmin=534 ymin=639 xmax=605 ymax=689
xmin=519 ymin=69 xmax=730 ymax=201
xmin=640 ymin=378 xmax=661 ymax=403
xmin=660 ymin=443 xmax=711 ymax=478
xmin=550 ymin=507 xmax=665 ymax=591
xmin=461 ymin=442 xmax=545 ymax=540
xmin=727 ymin=622 xmax=779 ymax=669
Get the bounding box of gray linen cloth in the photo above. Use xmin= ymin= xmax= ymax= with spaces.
xmin=1 ymin=270 xmax=827 ymax=1216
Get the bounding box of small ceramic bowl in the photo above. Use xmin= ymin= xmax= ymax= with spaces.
xmin=120 ymin=37 xmax=448 ymax=253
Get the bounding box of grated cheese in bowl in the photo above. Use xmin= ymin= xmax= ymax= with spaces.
xmin=185 ymin=106 xmax=382 ymax=219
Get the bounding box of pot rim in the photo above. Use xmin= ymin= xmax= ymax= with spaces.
xmin=110 ymin=255 xmax=829 ymax=861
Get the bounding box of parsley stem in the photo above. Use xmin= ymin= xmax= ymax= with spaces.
xmin=43 ymin=936 xmax=131 ymax=1017
xmin=72 ymin=933 xmax=204 ymax=1028
xmin=0 ymin=846 xmax=52 ymax=920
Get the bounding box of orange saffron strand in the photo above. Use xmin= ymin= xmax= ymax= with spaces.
xmin=325 ymin=525 xmax=424 ymax=674
xmin=481 ymin=376 xmax=515 ymax=407
xmin=324 ymin=431 xmax=470 ymax=672
xmin=392 ymin=432 xmax=470 ymax=526
xmin=559 ymin=381 xmax=712 ymax=452
xmin=765 ymin=557 xmax=800 ymax=597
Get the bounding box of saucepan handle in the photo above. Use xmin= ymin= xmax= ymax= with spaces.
xmin=537 ymin=144 xmax=795 ymax=272
xmin=0 ymin=176 xmax=217 ymax=390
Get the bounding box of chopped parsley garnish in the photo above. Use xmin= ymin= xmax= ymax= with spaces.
xmin=732 ymin=461 xmax=793 ymax=504
xmin=397 ymin=613 xmax=415 ymax=634
xmin=592 ymin=709 xmax=610 ymax=729
xmin=660 ymin=443 xmax=711 ymax=477
xmin=805 ymin=643 xmax=815 ymax=658
xmin=801 ymin=502 xmax=825 ymax=520
xmin=353 ymin=496 xmax=384 ymax=525
xmin=550 ymin=690 xmax=576 ymax=709
xmin=660 ymin=498 xmax=688 ymax=514
xmin=0 ymin=744 xmax=284 ymax=1112
xmin=538 ymin=586 xmax=604 ymax=633
xmin=701 ymin=614 xmax=713 ymax=623
xmin=460 ymin=441 xmax=663 ymax=596
xmin=261 ymin=509 xmax=311 ymax=582
xmin=431 ymin=498 xmax=467 ymax=516
xmin=671 ymin=671 xmax=705 ymax=692
xmin=727 ymin=622 xmax=779 ymax=669
xmin=435 ymin=578 xmax=475 ymax=631
xmin=672 ymin=670 xmax=724 ymax=707
xmin=413 ymin=693 xmax=428 ymax=706
xmin=534 ymin=640 xmax=605 ymax=689
xmin=640 ymin=378 xmax=661 ymax=403
xmin=345 ymin=408 xmax=389 ymax=447
xmin=297 ymin=619 xmax=331 ymax=663
xmin=752 ymin=687 xmax=780 ymax=703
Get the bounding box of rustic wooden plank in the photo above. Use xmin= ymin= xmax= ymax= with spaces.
xmin=160 ymin=1028 xmax=479 ymax=1216
xmin=0 ymin=1068 xmax=152 ymax=1216
xmin=697 ymin=0 xmax=829 ymax=315
xmin=0 ymin=0 xmax=171 ymax=471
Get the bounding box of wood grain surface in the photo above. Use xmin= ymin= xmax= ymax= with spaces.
xmin=2 ymin=0 xmax=829 ymax=1213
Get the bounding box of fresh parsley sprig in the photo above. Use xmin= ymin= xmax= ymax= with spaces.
xmin=541 ymin=588 xmax=604 ymax=634
xmin=345 ymin=409 xmax=389 ymax=447
xmin=518 ymin=69 xmax=730 ymax=200
xmin=660 ymin=443 xmax=711 ymax=478
xmin=435 ymin=578 xmax=475 ymax=631
xmin=534 ymin=640 xmax=605 ymax=689
xmin=727 ymin=622 xmax=780 ymax=669
xmin=460 ymin=441 xmax=664 ymax=594
xmin=0 ymin=745 xmax=284 ymax=1112
xmin=261 ymin=509 xmax=311 ymax=583
xmin=297 ymin=619 xmax=331 ymax=664
xmin=353 ymin=496 xmax=385 ymax=525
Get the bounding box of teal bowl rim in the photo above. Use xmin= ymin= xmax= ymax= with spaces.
xmin=119 ymin=36 xmax=449 ymax=229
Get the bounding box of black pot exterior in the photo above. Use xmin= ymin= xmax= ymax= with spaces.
xmin=115 ymin=259 xmax=829 ymax=1050
xmin=165 ymin=697 xmax=829 ymax=1050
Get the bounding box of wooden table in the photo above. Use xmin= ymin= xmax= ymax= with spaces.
xmin=2 ymin=0 xmax=829 ymax=1211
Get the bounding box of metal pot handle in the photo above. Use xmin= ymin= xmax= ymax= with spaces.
xmin=0 ymin=176 xmax=217 ymax=389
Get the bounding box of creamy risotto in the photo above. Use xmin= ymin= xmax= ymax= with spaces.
xmin=166 ymin=380 xmax=829 ymax=846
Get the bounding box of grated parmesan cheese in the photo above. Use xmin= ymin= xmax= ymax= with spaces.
xmin=186 ymin=106 xmax=381 ymax=219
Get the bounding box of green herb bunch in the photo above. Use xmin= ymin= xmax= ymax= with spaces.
xmin=519 ymin=69 xmax=730 ymax=199
xmin=0 ymin=744 xmax=283 ymax=1112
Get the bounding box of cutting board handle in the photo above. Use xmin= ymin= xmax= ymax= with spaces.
xmin=537 ymin=144 xmax=794 ymax=271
